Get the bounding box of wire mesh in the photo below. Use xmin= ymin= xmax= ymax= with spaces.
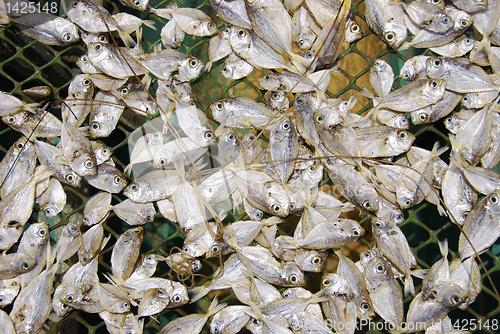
xmin=0 ymin=0 xmax=499 ymax=333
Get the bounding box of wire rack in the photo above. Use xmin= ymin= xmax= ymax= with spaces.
xmin=0 ymin=0 xmax=499 ymax=333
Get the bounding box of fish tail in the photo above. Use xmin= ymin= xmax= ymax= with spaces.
xmin=263 ymin=216 xmax=283 ymax=226
xmin=24 ymin=103 xmax=39 ymax=113
xmin=206 ymin=295 xmax=227 ymax=316
xmin=404 ymin=275 xmax=415 ymax=297
xmin=0 ymin=13 xmax=9 ymax=24
xmin=277 ymin=236 xmax=299 ymax=250
xmin=410 ymin=269 xmax=427 ymax=279
xmin=124 ymin=164 xmax=133 ymax=175
xmin=438 ymin=239 xmax=448 ymax=258
xmin=309 ymin=289 xmax=330 ymax=304
xmin=118 ymin=29 xmax=135 ymax=48
xmin=398 ymin=42 xmax=411 ymax=51
xmin=188 ymin=284 xmax=211 ymax=303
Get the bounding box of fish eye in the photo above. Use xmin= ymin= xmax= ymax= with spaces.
xmin=271 ymin=204 xmax=281 ymax=213
xmin=221 ymin=66 xmax=228 ymax=73
xmin=289 ymin=273 xmax=299 ymax=284
xmin=83 ymin=216 xmax=89 ymax=223
xmin=156 ymin=290 xmax=164 ymax=296
xmin=255 ymin=211 xmax=262 ymax=218
xmin=252 ymin=318 xmax=260 ymax=325
xmin=215 ymin=101 xmax=223 ymax=110
xmin=84 ymin=159 xmax=94 ymax=169
xmin=95 ymin=43 xmax=102 ymax=51
xmin=430 ymin=80 xmax=439 ymax=88
xmin=489 ymin=193 xmax=499 ymax=205
xmin=433 ymin=58 xmax=442 ymax=67
xmin=307 ymin=165 xmax=316 ymax=172
xmin=99 ymin=34 xmax=107 ymax=42
xmin=385 ymin=32 xmax=394 ymax=41
xmin=460 ymin=19 xmax=468 ymax=27
xmin=61 ymin=303 xmax=69 ymax=310
xmin=192 ymin=261 xmax=201 ymax=271
xmin=464 ymin=38 xmax=471 ymax=44
xmin=315 ymin=114 xmax=324 ymax=123
xmin=462 ymin=96 xmax=469 ymax=103
xmin=16 ymin=141 xmax=24 ymax=149
xmin=130 ymin=184 xmax=139 ymax=191
xmin=91 ymin=122 xmax=100 ymax=130
xmin=297 ymin=39 xmax=304 ymax=47
xmin=305 ymin=51 xmax=314 ymax=59
xmin=363 ymin=251 xmax=371 ymax=258
xmin=342 ymin=101 xmax=349 ymax=107
xmin=306 ymin=153 xmax=313 ymax=159
xmin=159 ymin=158 xmax=167 ymax=166
xmin=44 ymin=208 xmax=53 ymax=216
xmin=213 ymin=325 xmax=219 ymax=333
xmin=72 ymin=0 xmax=78 ymax=7
xmin=404 ymin=199 xmax=412 ymax=207
xmin=39 ymin=227 xmax=47 ymax=236
xmin=69 ymin=224 xmax=78 ymax=233
xmin=402 ymin=72 xmax=410 ymax=79
xmin=395 ymin=213 xmax=403 ymax=222
xmin=122 ymin=302 xmax=129 ymax=309
xmin=419 ymin=113 xmax=428 ymax=121
xmin=133 ymin=0 xmax=141 ymax=6
xmin=247 ymin=135 xmax=255 ymax=141
xmin=113 ymin=175 xmax=122 ymax=184
xmin=208 ymin=22 xmax=216 ymax=29
xmin=462 ymin=211 xmax=469 ymax=219
xmin=204 ymin=131 xmax=214 ymax=139
xmin=362 ymin=200 xmax=371 ymax=209
xmin=450 ymin=295 xmax=462 ymax=305
xmin=312 ymin=256 xmax=322 ymax=265
xmin=264 ymin=75 xmax=270 ymax=80
xmin=271 ymin=92 xmax=279 ymax=99
xmin=211 ymin=244 xmax=219 ymax=254
xmin=352 ymin=228 xmax=361 ymax=236
xmin=374 ymin=221 xmax=383 ymax=228
xmin=227 ymin=132 xmax=235 ymax=141
xmin=189 ymin=59 xmax=198 ymax=67
xmin=296 ymin=96 xmax=305 ymax=105
xmin=83 ymin=78 xmax=91 ymax=86
xmin=63 ymin=33 xmax=72 ymax=42
xmin=65 ymin=294 xmax=75 ymax=303
xmin=66 ymin=174 xmax=75 ymax=182
xmin=281 ymin=121 xmax=291 ymax=130
xmin=397 ymin=131 xmax=407 ymax=140
xmin=351 ymin=24 xmax=359 ymax=32
xmin=322 ymin=278 xmax=331 ymax=286
xmin=183 ymin=246 xmax=190 ymax=253
xmin=237 ymin=28 xmax=246 ymax=37
xmin=361 ymin=302 xmax=371 ymax=311
xmin=7 ymin=116 xmax=15 ymax=124
xmin=376 ymin=264 xmax=386 ymax=273
xmin=283 ymin=291 xmax=291 ymax=298
xmin=442 ymin=16 xmax=450 ymax=24
xmin=172 ymin=294 xmax=181 ymax=303
xmin=21 ymin=261 xmax=31 ymax=270
xmin=120 ymin=87 xmax=129 ymax=95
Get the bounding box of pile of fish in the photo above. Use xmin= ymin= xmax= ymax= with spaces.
xmin=0 ymin=0 xmax=499 ymax=333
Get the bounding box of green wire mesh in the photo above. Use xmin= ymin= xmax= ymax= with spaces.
xmin=0 ymin=0 xmax=499 ymax=333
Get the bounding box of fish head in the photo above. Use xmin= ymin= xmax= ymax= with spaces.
xmin=267 ymin=90 xmax=289 ymax=114
xmin=440 ymin=283 xmax=467 ymax=309
xmin=485 ymin=189 xmax=500 ymax=215
xmin=359 ymin=249 xmax=378 ymax=266
xmin=448 ymin=7 xmax=472 ymax=30
xmin=267 ymin=190 xmax=290 ymax=217
xmin=461 ymin=93 xmax=478 ymax=109
xmin=303 ymin=163 xmax=324 ymax=185
xmin=322 ymin=273 xmax=351 ymax=296
xmin=282 ymin=261 xmax=305 ymax=286
xmin=295 ymin=249 xmax=327 ymax=272
xmin=296 ymin=33 xmax=315 ymax=50
xmin=458 ymin=35 xmax=474 ymax=54
xmin=389 ymin=130 xmax=415 ymax=154
xmin=345 ymin=18 xmax=363 ymax=43
xmin=56 ymin=19 xmax=80 ymax=45
xmin=76 ymin=54 xmax=99 ymax=73
xmin=91 ymin=142 xmax=112 ymax=164
xmin=177 ymin=57 xmax=204 ymax=82
xmin=130 ymin=0 xmax=149 ymax=11
xmin=123 ymin=181 xmax=144 ymax=202
xmin=201 ymin=19 xmax=219 ymax=36
xmin=26 ymin=222 xmax=49 ymax=245
xmin=246 ymin=317 xmax=263 ymax=334
xmin=73 ymin=154 xmax=97 ymax=177
xmin=372 ymin=59 xmax=390 ymax=74
xmin=433 ymin=13 xmax=455 ymax=33
xmin=426 ymin=57 xmax=448 ymax=79
xmin=423 ymin=79 xmax=446 ymax=101
xmin=2 ymin=111 xmax=24 ymax=128
xmin=41 ymin=203 xmax=61 ymax=218
xmin=168 ymin=284 xmax=189 ymax=308
xmin=356 ymin=296 xmax=375 ymax=319
xmin=210 ymin=99 xmax=229 ymax=122
xmin=382 ymin=21 xmax=407 ymax=49
xmin=444 ymin=114 xmax=460 ymax=133
xmin=371 ymin=218 xmax=392 ymax=236
xmin=13 ymin=253 xmax=37 ymax=274
xmin=287 ymin=314 xmax=304 ymax=331
xmin=53 ymin=287 xmax=73 ymax=317
xmin=343 ymin=219 xmax=365 ymax=240
xmin=88 ymin=42 xmax=109 ymax=65
xmin=257 ymin=73 xmax=280 ymax=91
xmin=90 ymin=120 xmax=113 ymax=138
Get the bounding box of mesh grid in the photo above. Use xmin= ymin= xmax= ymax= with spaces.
xmin=0 ymin=0 xmax=499 ymax=333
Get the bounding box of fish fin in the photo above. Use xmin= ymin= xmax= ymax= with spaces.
xmin=78 ymin=126 xmax=90 ymax=137
xmin=410 ymin=269 xmax=427 ymax=279
xmin=143 ymin=19 xmax=156 ymax=31
xmin=438 ymin=239 xmax=448 ymax=258
xmin=277 ymin=236 xmax=299 ymax=250
xmin=398 ymin=42 xmax=411 ymax=51
xmin=24 ymin=103 xmax=39 ymax=113
xmin=124 ymin=164 xmax=133 ymax=175
xmin=404 ymin=275 xmax=415 ymax=297
xmin=309 ymin=289 xmax=330 ymax=304
xmin=118 ymin=29 xmax=135 ymax=48
xmin=103 ymin=272 xmax=125 ymax=287
xmin=206 ymin=295 xmax=227 ymax=316
xmin=263 ymin=216 xmax=283 ymax=226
